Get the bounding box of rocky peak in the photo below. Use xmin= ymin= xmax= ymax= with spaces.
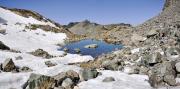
xmin=163 ymin=0 xmax=180 ymax=11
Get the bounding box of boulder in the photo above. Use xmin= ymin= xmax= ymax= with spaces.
xmin=146 ymin=29 xmax=158 ymax=38
xmin=101 ymin=60 xmax=122 ymax=70
xmin=53 ymin=70 xmax=80 ymax=87
xmin=19 ymin=66 xmax=33 ymax=72
xmin=66 ymin=70 xmax=80 ymax=83
xmin=27 ymin=73 xmax=55 ymax=89
xmin=74 ymin=48 xmax=81 ymax=53
xmin=148 ymin=61 xmax=176 ymax=87
xmin=123 ymin=66 xmax=139 ymax=74
xmin=84 ymin=44 xmax=98 ymax=48
xmin=0 ymin=29 xmax=6 ymax=34
xmin=143 ymin=52 xmax=162 ymax=66
xmin=53 ymin=72 xmax=67 ymax=86
xmin=61 ymin=78 xmax=74 ymax=89
xmin=175 ymin=62 xmax=180 ymax=72
xmin=2 ymin=58 xmax=16 ymax=72
xmin=79 ymin=69 xmax=99 ymax=81
xmin=45 ymin=61 xmax=57 ymax=67
xmin=0 ymin=41 xmax=10 ymax=50
xmin=30 ymin=49 xmax=53 ymax=59
xmin=131 ymin=34 xmax=147 ymax=42
xmin=102 ymin=77 xmax=115 ymax=82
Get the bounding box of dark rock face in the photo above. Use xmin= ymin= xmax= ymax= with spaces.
xmin=30 ymin=49 xmax=53 ymax=59
xmin=0 ymin=41 xmax=10 ymax=50
xmin=26 ymin=73 xmax=55 ymax=89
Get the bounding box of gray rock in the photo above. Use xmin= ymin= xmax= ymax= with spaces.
xmin=143 ymin=52 xmax=162 ymax=66
xmin=123 ymin=66 xmax=139 ymax=74
xmin=139 ymin=66 xmax=149 ymax=75
xmin=45 ymin=61 xmax=57 ymax=67
xmin=19 ymin=66 xmax=33 ymax=72
xmin=131 ymin=34 xmax=147 ymax=42
xmin=164 ymin=74 xmax=176 ymax=86
xmin=0 ymin=29 xmax=6 ymax=35
xmin=80 ymin=69 xmax=99 ymax=81
xmin=84 ymin=44 xmax=98 ymax=48
xmin=66 ymin=70 xmax=79 ymax=83
xmin=61 ymin=78 xmax=73 ymax=89
xmin=2 ymin=58 xmax=16 ymax=72
xmin=27 ymin=73 xmax=55 ymax=89
xmin=53 ymin=70 xmax=79 ymax=86
xmin=149 ymin=74 xmax=164 ymax=87
xmin=146 ymin=29 xmax=158 ymax=38
xmin=175 ymin=62 xmax=180 ymax=72
xmin=148 ymin=61 xmax=176 ymax=87
xmin=30 ymin=49 xmax=53 ymax=59
xmin=15 ymin=56 xmax=23 ymax=60
xmin=54 ymin=86 xmax=65 ymax=89
xmin=102 ymin=77 xmax=115 ymax=82
xmin=53 ymin=72 xmax=67 ymax=86
xmin=0 ymin=41 xmax=10 ymax=50
xmin=148 ymin=52 xmax=162 ymax=65
xmin=101 ymin=60 xmax=122 ymax=70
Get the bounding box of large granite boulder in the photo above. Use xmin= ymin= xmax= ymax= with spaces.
xmin=26 ymin=73 xmax=55 ymax=89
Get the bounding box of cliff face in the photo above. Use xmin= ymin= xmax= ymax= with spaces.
xmin=135 ymin=0 xmax=180 ymax=35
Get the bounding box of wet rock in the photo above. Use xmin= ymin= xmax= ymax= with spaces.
xmin=45 ymin=61 xmax=57 ymax=67
xmin=80 ymin=69 xmax=99 ymax=81
xmin=0 ymin=41 xmax=10 ymax=50
xmin=2 ymin=58 xmax=16 ymax=72
xmin=30 ymin=49 xmax=53 ymax=59
xmin=74 ymin=48 xmax=81 ymax=53
xmin=27 ymin=73 xmax=55 ymax=89
xmin=63 ymin=47 xmax=69 ymax=52
xmin=53 ymin=72 xmax=67 ymax=86
xmin=102 ymin=77 xmax=115 ymax=82
xmin=61 ymin=78 xmax=73 ymax=89
xmin=19 ymin=66 xmax=33 ymax=72
xmin=84 ymin=44 xmax=98 ymax=48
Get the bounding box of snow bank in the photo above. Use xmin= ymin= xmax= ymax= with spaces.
xmin=78 ymin=70 xmax=152 ymax=89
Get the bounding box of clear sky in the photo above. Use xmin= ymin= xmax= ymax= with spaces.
xmin=0 ymin=0 xmax=165 ymax=25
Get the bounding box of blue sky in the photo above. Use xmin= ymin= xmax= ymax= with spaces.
xmin=0 ymin=0 xmax=165 ymax=25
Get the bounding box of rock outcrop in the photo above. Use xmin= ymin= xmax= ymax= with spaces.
xmin=0 ymin=41 xmax=10 ymax=50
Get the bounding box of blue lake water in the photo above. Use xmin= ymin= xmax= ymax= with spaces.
xmin=59 ymin=39 xmax=123 ymax=58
